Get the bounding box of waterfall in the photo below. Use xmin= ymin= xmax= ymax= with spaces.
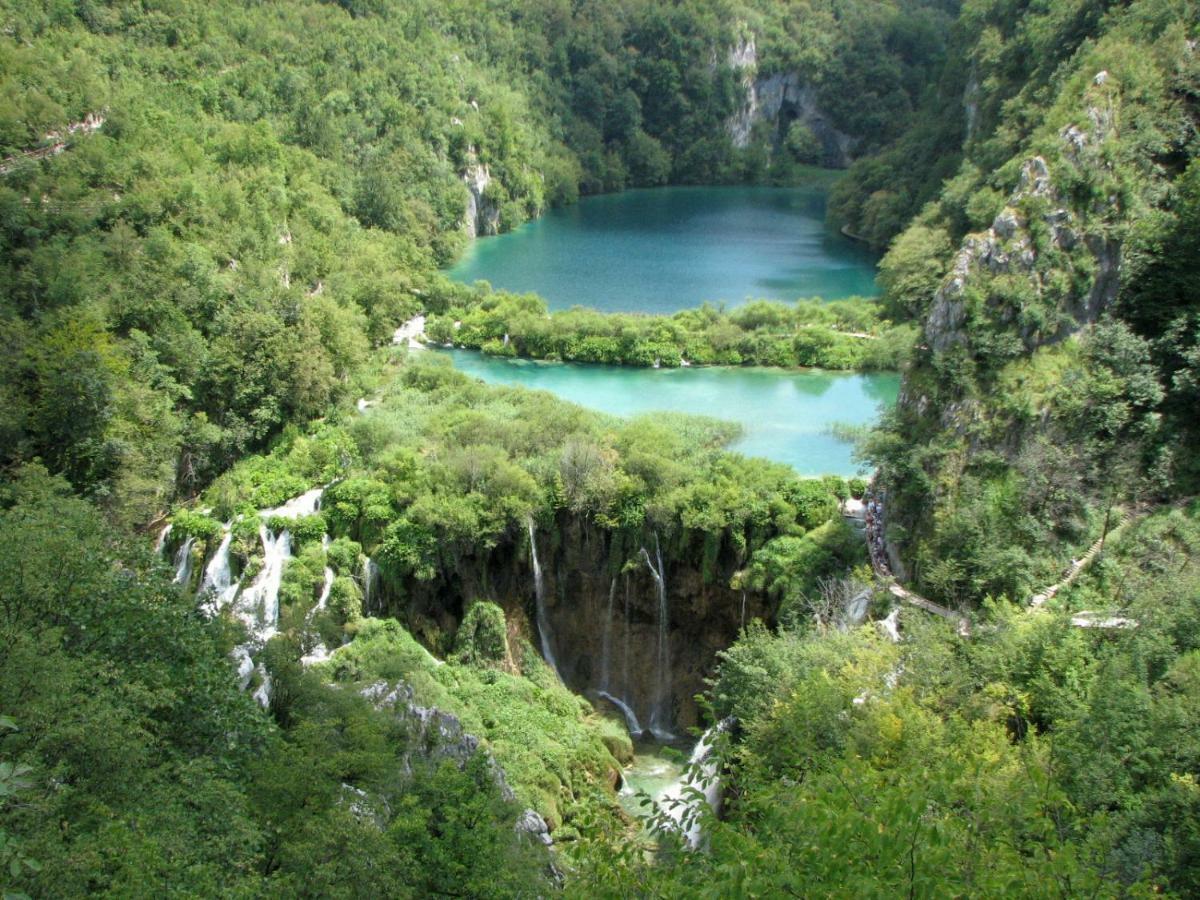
xmin=261 ymin=486 xmax=324 ymax=520
xmin=232 ymin=646 xmax=255 ymax=690
xmin=251 ymin=664 xmax=272 ymax=708
xmin=236 ymin=524 xmax=292 ymax=640
xmin=361 ymin=557 xmax=379 ymax=615
xmin=600 ymin=576 xmax=616 ymax=691
xmin=172 ymin=536 xmax=196 ymax=585
xmin=658 ymin=720 xmax=730 ymax=849
xmin=316 ymin=566 xmax=334 ymax=611
xmin=740 ymin=590 xmax=747 ymax=630
xmin=622 ymin=576 xmax=631 ymax=699
xmin=597 ymin=690 xmax=643 ymax=736
xmin=229 ymin=486 xmax=320 ymax=637
xmin=298 ymin=565 xmax=337 ymax=668
xmin=640 ymin=535 xmax=672 ymax=737
xmin=199 ymin=527 xmax=241 ymax=614
xmin=878 ymin=608 xmax=901 ymax=643
xmin=154 ymin=523 xmax=172 ymax=555
xmin=528 ymin=520 xmax=561 ymax=678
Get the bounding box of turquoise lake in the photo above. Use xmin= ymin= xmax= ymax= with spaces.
xmin=449 ymin=186 xmax=879 ymax=313
xmin=442 ymin=185 xmax=893 ymax=475
xmin=440 ymin=349 xmax=898 ymax=476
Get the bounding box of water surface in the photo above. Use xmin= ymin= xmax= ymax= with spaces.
xmin=619 ymin=742 xmax=687 ymax=820
xmin=450 ymin=186 xmax=878 ymax=313
xmin=441 ymin=348 xmax=896 ymax=476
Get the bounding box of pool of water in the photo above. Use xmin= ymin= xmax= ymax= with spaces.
xmin=440 ymin=348 xmax=897 ymax=476
xmin=449 ymin=186 xmax=878 ymax=314
xmin=619 ymin=741 xmax=688 ymax=820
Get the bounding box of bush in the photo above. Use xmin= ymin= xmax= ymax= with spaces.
xmin=454 ymin=601 xmax=510 ymax=667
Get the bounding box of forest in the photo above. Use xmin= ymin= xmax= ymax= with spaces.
xmin=2 ymin=0 xmax=1199 ymax=896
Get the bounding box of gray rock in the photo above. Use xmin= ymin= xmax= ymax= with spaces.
xmin=515 ymin=808 xmax=553 ymax=846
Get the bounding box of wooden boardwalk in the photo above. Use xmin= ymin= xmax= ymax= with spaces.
xmin=865 ymin=488 xmax=1143 ymax=635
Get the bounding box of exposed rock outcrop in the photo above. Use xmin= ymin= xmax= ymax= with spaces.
xmin=726 ymin=37 xmax=858 ymax=168
xmin=361 ymin=679 xmax=516 ymax=800
xmin=379 ymin=514 xmax=771 ymax=734
xmin=924 ymin=83 xmax=1123 ymax=361
xmin=462 ymin=149 xmax=500 ymax=238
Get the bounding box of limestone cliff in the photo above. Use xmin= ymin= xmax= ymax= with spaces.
xmin=726 ymin=36 xmax=859 ymax=168
xmin=376 ymin=514 xmax=770 ymax=734
xmin=462 ymin=148 xmax=500 ymax=238
xmin=879 ymin=43 xmax=1193 ymax=598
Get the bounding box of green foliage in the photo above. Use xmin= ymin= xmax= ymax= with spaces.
xmin=168 ymin=508 xmax=223 ymax=542
xmin=454 ymin=601 xmax=510 ymax=668
xmin=431 ymin=291 xmax=910 ymax=371
xmin=0 ymin=466 xmax=551 ymax=896
xmin=580 ymin=502 xmax=1200 ymax=894
xmin=318 ymin=618 xmax=621 ymax=828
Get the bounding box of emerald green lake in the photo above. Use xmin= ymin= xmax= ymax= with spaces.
xmin=440 ymin=349 xmax=898 ymax=476
xmin=449 ymin=186 xmax=878 ymax=313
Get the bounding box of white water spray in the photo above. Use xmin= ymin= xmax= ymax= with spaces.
xmin=658 ymin=720 xmax=730 ymax=849
xmin=172 ymin=536 xmax=196 ymax=585
xmin=600 ymin=576 xmax=616 ymax=690
xmin=597 ymin=690 xmax=644 ymax=736
xmin=640 ymin=535 xmax=672 ymax=737
xmin=236 ymin=524 xmax=292 ymax=640
xmin=361 ymin=557 xmax=379 ymax=615
xmin=199 ymin=527 xmax=241 ymax=614
xmin=528 ymin=521 xmax=561 ymax=678
xmin=154 ymin=523 xmax=172 ymax=555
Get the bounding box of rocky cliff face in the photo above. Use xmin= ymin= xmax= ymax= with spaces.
xmin=884 ymin=65 xmax=1159 ymax=584
xmin=360 ymin=680 xmax=555 ymax=847
xmin=462 ymin=149 xmax=500 ymax=238
xmin=923 ymin=75 xmax=1124 ymax=362
xmin=726 ymin=36 xmax=859 ymax=168
xmin=379 ymin=514 xmax=770 ymax=734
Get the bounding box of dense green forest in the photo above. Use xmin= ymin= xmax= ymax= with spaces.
xmin=425 ymin=285 xmax=916 ymax=369
xmin=3 ymin=0 xmax=1200 ymax=896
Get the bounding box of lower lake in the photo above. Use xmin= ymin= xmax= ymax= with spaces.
xmin=440 ymin=348 xmax=898 ymax=476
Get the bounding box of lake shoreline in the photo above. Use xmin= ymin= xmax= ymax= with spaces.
xmin=432 ymin=346 xmax=898 ymax=476
xmin=448 ymin=185 xmax=880 ymax=314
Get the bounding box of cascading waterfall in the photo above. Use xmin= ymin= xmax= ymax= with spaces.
xmin=237 ymin=524 xmax=292 ymax=640
xmin=597 ymin=690 xmax=643 ymax=736
xmin=657 ymin=719 xmax=731 ymax=849
xmin=640 ymin=535 xmax=672 ymax=737
xmin=361 ymin=557 xmax=379 ymax=615
xmin=316 ymin=566 xmax=334 ymax=611
xmin=162 ymin=486 xmax=329 ymax=706
xmin=622 ymin=576 xmax=631 ymax=700
xmin=239 ymin=485 xmax=325 ymax=637
xmin=740 ymin=590 xmax=747 ymax=630
xmin=262 ymin=486 xmax=324 ymax=520
xmin=600 ymin=576 xmax=616 ymax=691
xmin=299 ymin=565 xmax=337 ymax=668
xmin=199 ymin=527 xmax=240 ymax=614
xmin=154 ymin=523 xmax=172 ymax=554
xmin=172 ymin=536 xmax=196 ymax=585
xmin=232 ymin=646 xmax=255 ymax=690
xmin=251 ymin=665 xmax=272 ymax=708
xmin=528 ymin=520 xmax=561 ymax=678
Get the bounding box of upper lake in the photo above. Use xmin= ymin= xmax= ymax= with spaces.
xmin=449 ymin=186 xmax=878 ymax=314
